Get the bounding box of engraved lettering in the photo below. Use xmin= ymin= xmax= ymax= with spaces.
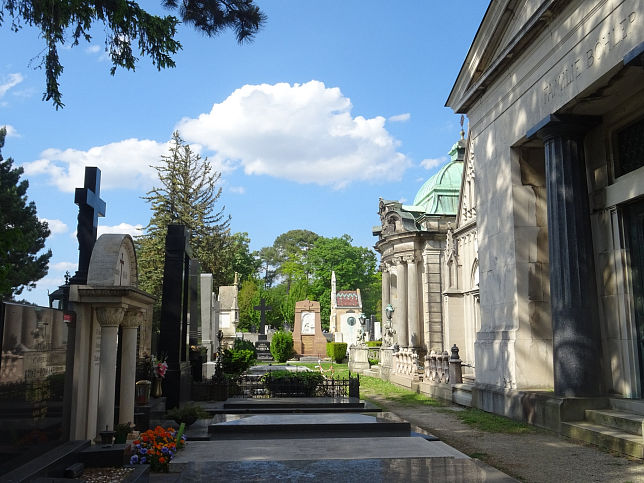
xmin=586 ymin=49 xmax=594 ymax=68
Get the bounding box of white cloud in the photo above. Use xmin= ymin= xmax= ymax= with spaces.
xmin=420 ymin=156 xmax=447 ymax=170
xmin=0 ymin=73 xmax=23 ymax=97
xmin=22 ymin=138 xmax=171 ymax=193
xmin=98 ymin=223 xmax=144 ymax=238
xmin=52 ymin=261 xmax=77 ymax=272
xmin=388 ymin=113 xmax=410 ymax=123
xmin=2 ymin=124 xmax=19 ymax=137
xmin=85 ymin=44 xmax=101 ymax=54
xmin=33 ymin=274 xmax=67 ymax=290
xmin=229 ymin=186 xmax=246 ymax=194
xmin=177 ymin=80 xmax=410 ymax=189
xmin=40 ymin=218 xmax=68 ymax=235
xmin=399 ymin=197 xmax=408 ymax=203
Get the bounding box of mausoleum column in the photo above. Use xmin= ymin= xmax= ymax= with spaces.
xmin=381 ymin=263 xmax=390 ymax=324
xmin=529 ymin=114 xmax=602 ymax=397
xmin=119 ymin=309 xmax=143 ymax=425
xmin=396 ymin=257 xmax=408 ymax=347
xmin=96 ymin=306 xmax=125 ymax=434
xmin=406 ymin=255 xmax=420 ymax=347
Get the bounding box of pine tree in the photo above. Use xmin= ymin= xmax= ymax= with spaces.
xmin=137 ymin=131 xmax=231 ymax=301
xmin=0 ymin=127 xmax=52 ymax=299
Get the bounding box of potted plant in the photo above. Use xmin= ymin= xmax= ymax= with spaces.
xmin=166 ymin=403 xmax=209 ymax=428
xmin=114 ymin=422 xmax=134 ymax=444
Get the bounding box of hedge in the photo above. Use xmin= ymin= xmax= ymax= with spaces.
xmin=326 ymin=342 xmax=348 ymax=363
xmin=366 ymin=340 xmax=382 ymax=347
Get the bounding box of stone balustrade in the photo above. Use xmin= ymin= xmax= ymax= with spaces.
xmin=423 ymin=344 xmax=463 ymax=385
xmin=391 ymin=348 xmax=419 ymax=376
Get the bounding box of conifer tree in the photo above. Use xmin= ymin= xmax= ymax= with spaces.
xmin=137 ymin=131 xmax=231 ymax=301
xmin=0 ymin=127 xmax=52 ymax=299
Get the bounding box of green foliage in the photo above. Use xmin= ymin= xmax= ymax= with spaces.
xmin=0 ymin=128 xmax=51 ymax=299
xmin=326 ymin=342 xmax=347 ymax=363
xmin=307 ymin=235 xmax=380 ymax=329
xmin=137 ymin=131 xmax=233 ymax=336
xmin=359 ymin=376 xmax=443 ymax=406
xmin=166 ymin=403 xmax=208 ymax=425
xmin=232 ymin=338 xmax=257 ymax=358
xmin=237 ymin=278 xmax=284 ymax=331
xmin=451 ymin=408 xmax=537 ymax=434
xmin=270 ymin=331 xmax=295 ymax=363
xmin=261 ymin=370 xmax=325 ymax=397
xmin=221 ymin=348 xmax=256 ymax=375
xmin=368 ymin=358 xmax=379 ymax=366
xmin=366 ymin=341 xmax=382 ymax=347
xmin=0 ymin=1 xmax=265 ymax=108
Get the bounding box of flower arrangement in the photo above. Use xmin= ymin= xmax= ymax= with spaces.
xmin=152 ymin=355 xmax=168 ymax=379
xmin=129 ymin=426 xmax=186 ymax=472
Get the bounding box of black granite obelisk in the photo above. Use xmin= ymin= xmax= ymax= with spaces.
xmin=158 ymin=225 xmax=193 ymax=409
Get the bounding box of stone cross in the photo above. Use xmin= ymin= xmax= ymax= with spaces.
xmin=254 ymin=297 xmax=272 ymax=335
xmin=71 ymin=167 xmax=106 ymax=284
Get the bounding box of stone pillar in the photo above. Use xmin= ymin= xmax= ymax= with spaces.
xmin=119 ymin=309 xmax=142 ymax=425
xmin=96 ymin=306 xmax=124 ymax=434
xmin=381 ymin=263 xmax=390 ymax=325
xmin=530 ymin=114 xmax=602 ymax=397
xmin=406 ymin=255 xmax=420 ymax=347
xmin=396 ymin=258 xmax=408 ymax=348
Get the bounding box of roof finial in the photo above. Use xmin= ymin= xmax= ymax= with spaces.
xmin=459 ymin=115 xmax=465 ymax=140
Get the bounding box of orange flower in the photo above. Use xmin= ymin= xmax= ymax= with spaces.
xmin=159 ymin=457 xmax=166 ymax=464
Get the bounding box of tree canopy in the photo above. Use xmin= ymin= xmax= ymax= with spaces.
xmin=0 ymin=127 xmax=51 ymax=299
xmin=137 ymin=130 xmax=232 ymax=301
xmin=0 ymin=0 xmax=265 ymax=108
xmin=240 ymin=231 xmax=380 ymax=331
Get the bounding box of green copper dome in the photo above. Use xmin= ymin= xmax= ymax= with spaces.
xmin=412 ymin=140 xmax=465 ymax=215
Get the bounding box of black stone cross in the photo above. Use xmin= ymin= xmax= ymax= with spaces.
xmin=70 ymin=167 xmax=106 ymax=284
xmin=254 ymin=298 xmax=272 ymax=335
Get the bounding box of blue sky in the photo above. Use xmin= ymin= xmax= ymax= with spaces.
xmin=1 ymin=2 xmax=488 ymax=306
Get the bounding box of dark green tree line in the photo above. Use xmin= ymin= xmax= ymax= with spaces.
xmin=0 ymin=127 xmax=51 ymax=299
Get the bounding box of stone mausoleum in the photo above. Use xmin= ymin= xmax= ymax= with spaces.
xmin=373 ymin=136 xmax=464 ymax=359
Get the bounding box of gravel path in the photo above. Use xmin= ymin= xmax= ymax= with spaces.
xmin=366 ymin=393 xmax=644 ymax=483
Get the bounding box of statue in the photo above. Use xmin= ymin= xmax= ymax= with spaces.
xmin=383 ymin=304 xmax=396 ymax=348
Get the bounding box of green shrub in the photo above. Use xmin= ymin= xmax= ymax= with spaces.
xmin=270 ymin=331 xmax=295 ymax=363
xmin=368 ymin=358 xmax=379 ymax=366
xmin=232 ymin=338 xmax=257 ymax=358
xmin=222 ymin=348 xmax=256 ymax=375
xmin=262 ymin=370 xmax=325 ymax=396
xmin=366 ymin=341 xmax=382 ymax=347
xmin=326 ymin=342 xmax=347 ymax=363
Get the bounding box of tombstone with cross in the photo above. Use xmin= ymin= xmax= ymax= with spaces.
xmin=70 ymin=167 xmax=106 ymax=285
xmin=254 ymin=297 xmax=272 ymax=336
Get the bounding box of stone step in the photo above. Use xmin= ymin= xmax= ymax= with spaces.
xmin=610 ymin=398 xmax=644 ymax=416
xmin=585 ymin=409 xmax=644 ymax=436
xmin=561 ymin=421 xmax=644 ymax=459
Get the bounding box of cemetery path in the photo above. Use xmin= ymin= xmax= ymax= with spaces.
xmin=365 ymin=394 xmax=644 ymax=483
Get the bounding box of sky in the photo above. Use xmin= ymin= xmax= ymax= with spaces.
xmin=1 ymin=1 xmax=489 ymax=307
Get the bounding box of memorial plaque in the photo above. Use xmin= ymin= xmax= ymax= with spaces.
xmin=255 ymin=340 xmax=273 ymax=361
xmin=0 ymin=302 xmax=68 ymax=475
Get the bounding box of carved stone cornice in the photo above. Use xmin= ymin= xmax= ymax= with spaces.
xmin=95 ymin=306 xmax=125 ymax=328
xmin=403 ymin=255 xmax=417 ymax=264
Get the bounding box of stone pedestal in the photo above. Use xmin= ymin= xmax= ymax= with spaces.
xmin=349 ymin=346 xmax=370 ymax=372
xmin=379 ymin=347 xmax=394 ymax=381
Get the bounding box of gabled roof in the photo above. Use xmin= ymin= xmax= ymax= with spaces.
xmin=446 ymin=0 xmax=565 ymax=113
xmin=335 ymin=290 xmax=362 ymax=308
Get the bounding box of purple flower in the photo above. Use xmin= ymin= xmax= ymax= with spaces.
xmin=130 ymin=455 xmax=139 ymax=464
xmin=140 ymin=448 xmax=148 ymax=454
xmin=141 ymin=456 xmax=147 ymax=464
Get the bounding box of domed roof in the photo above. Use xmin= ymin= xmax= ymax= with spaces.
xmin=412 ymin=140 xmax=465 ymax=215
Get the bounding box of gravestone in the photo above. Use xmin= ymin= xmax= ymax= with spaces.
xmin=70 ymin=167 xmax=106 ymax=285
xmin=292 ymin=300 xmax=327 ymax=357
xmin=254 ymin=297 xmax=271 ymax=337
xmin=0 ymin=302 xmax=68 ymax=475
xmin=255 ymin=339 xmax=273 ymax=361
xmin=200 ymin=274 xmax=215 ymax=360
xmin=158 ymin=225 xmax=194 ymax=409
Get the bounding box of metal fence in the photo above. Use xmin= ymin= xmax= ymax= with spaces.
xmin=226 ymin=373 xmax=360 ymax=399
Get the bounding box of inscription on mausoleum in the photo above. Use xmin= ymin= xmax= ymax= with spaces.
xmin=542 ymin=10 xmax=637 ymax=106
